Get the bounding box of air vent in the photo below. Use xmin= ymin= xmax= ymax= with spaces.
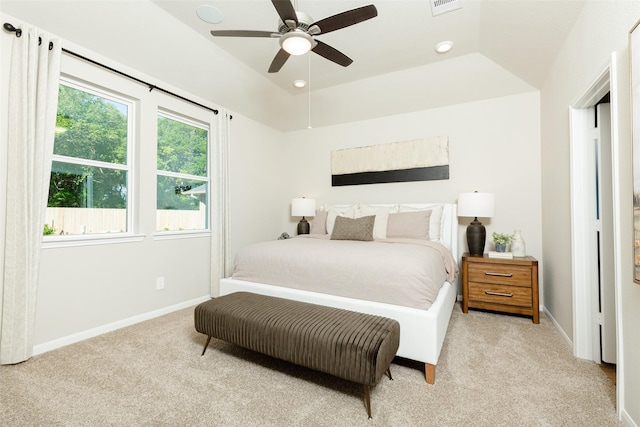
xmin=430 ymin=0 xmax=462 ymax=16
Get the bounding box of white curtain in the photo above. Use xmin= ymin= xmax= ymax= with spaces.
xmin=1 ymin=25 xmax=61 ymax=364
xmin=210 ymin=109 xmax=231 ymax=296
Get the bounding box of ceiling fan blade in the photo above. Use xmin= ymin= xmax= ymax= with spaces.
xmin=311 ymin=5 xmax=377 ymax=35
xmin=211 ymin=30 xmax=278 ymax=38
xmin=312 ymin=41 xmax=353 ymax=67
xmin=271 ymin=0 xmax=298 ymax=28
xmin=268 ymin=49 xmax=291 ymax=73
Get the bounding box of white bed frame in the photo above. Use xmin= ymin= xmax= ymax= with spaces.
xmin=219 ymin=203 xmax=458 ymax=384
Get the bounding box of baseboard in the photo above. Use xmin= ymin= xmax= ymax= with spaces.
xmin=542 ymin=305 xmax=572 ymax=349
xmin=33 ymin=295 xmax=211 ymax=356
xmin=621 ymin=409 xmax=638 ymax=427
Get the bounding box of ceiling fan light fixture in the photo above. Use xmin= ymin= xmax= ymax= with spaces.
xmin=281 ymin=32 xmax=313 ymax=56
xmin=293 ymin=79 xmax=307 ymax=88
xmin=435 ymin=40 xmax=454 ymax=54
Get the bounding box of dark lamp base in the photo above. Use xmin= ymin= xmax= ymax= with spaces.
xmin=466 ymin=218 xmax=486 ymax=256
xmin=297 ymin=217 xmax=310 ymax=235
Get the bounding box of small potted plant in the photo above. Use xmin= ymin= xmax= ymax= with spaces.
xmin=492 ymin=232 xmax=511 ymax=252
xmin=43 ymin=223 xmax=56 ymax=236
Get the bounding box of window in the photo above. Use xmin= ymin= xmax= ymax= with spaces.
xmin=156 ymin=112 xmax=209 ymax=232
xmin=45 ymin=59 xmax=216 ymax=244
xmin=45 ymin=80 xmax=132 ymax=236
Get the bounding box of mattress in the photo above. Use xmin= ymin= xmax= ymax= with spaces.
xmin=231 ymin=235 xmax=458 ymax=310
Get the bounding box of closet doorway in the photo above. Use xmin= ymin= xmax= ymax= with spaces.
xmin=569 ymin=56 xmax=623 ymax=410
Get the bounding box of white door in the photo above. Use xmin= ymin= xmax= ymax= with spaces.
xmin=595 ymin=103 xmax=616 ymax=364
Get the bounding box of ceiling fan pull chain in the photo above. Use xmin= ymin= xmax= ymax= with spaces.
xmin=308 ymin=53 xmax=312 ymax=129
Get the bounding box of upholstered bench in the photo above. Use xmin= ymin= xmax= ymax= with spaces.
xmin=194 ymin=292 xmax=400 ymax=418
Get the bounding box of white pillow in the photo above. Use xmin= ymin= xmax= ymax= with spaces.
xmin=398 ymin=203 xmax=444 ymax=242
xmin=325 ymin=205 xmax=357 ymax=235
xmin=323 ymin=204 xmax=357 ymax=212
xmin=356 ymin=204 xmax=392 ymax=240
xmin=358 ymin=203 xmax=399 ymax=214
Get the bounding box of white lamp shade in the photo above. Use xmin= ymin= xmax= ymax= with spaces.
xmin=457 ymin=192 xmax=495 ymax=218
xmin=292 ymin=198 xmax=316 ymax=217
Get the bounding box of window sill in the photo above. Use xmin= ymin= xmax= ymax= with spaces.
xmin=153 ymin=230 xmax=211 ymax=241
xmin=41 ymin=230 xmax=211 ymax=248
xmin=42 ymin=233 xmax=146 ymax=249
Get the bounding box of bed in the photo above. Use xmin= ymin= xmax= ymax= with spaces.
xmin=219 ymin=203 xmax=458 ymax=384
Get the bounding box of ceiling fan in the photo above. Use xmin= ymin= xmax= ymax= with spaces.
xmin=210 ymin=0 xmax=377 ymax=73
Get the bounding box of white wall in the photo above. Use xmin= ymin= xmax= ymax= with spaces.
xmin=540 ymin=1 xmax=640 ymax=424
xmin=0 ymin=10 xmax=287 ymax=348
xmin=35 ymin=237 xmax=211 ymax=345
xmin=284 ymin=92 xmax=543 ymax=293
xmin=226 ymin=114 xmax=288 ymax=278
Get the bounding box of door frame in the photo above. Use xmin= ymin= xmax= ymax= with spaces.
xmin=569 ymin=67 xmax=608 ymax=361
xmin=568 ymin=54 xmax=623 ymax=412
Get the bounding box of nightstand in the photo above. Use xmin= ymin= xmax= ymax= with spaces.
xmin=461 ymin=253 xmax=539 ymax=324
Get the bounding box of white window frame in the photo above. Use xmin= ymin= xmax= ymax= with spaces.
xmin=43 ymin=53 xmax=217 ymax=248
xmin=44 ymin=76 xmax=137 ymax=246
xmin=155 ymin=108 xmax=211 ymax=234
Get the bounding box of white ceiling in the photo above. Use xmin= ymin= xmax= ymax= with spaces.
xmin=152 ymin=0 xmax=586 ymax=94
xmin=1 ymin=0 xmax=588 ymax=131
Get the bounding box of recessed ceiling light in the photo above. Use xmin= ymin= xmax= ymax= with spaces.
xmin=435 ymin=40 xmax=454 ymax=54
xmin=293 ymin=80 xmax=307 ymax=88
xmin=196 ymin=5 xmax=224 ymax=24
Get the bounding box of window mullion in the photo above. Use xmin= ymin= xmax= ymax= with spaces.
xmin=157 ymin=170 xmax=207 ymax=181
xmin=52 ymin=154 xmax=129 ymax=171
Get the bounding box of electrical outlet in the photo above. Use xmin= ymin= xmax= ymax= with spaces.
xmin=156 ymin=277 xmax=165 ymax=290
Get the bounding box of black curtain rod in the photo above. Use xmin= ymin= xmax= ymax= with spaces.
xmin=3 ymin=22 xmax=223 ymax=117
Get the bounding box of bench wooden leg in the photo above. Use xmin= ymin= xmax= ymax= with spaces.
xmin=425 ymin=363 xmax=435 ymax=384
xmin=201 ymin=336 xmax=212 ymax=356
xmin=363 ymin=385 xmax=372 ymax=419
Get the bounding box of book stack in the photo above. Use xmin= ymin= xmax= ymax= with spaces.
xmin=488 ymin=251 xmax=513 ymax=259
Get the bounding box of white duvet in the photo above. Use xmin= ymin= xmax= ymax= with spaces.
xmin=231 ymin=235 xmax=458 ymax=310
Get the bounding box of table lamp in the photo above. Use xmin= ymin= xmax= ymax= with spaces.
xmin=292 ymin=197 xmax=316 ymax=235
xmin=457 ymin=192 xmax=495 ymax=256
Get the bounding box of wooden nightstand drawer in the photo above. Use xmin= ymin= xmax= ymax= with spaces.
xmin=462 ymin=253 xmax=539 ymax=323
xmin=468 ymin=263 xmax=532 ymax=287
xmin=468 ymin=282 xmax=533 ymax=308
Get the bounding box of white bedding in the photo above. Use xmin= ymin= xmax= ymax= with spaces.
xmin=221 ymin=203 xmax=458 ymax=382
xmin=231 ymin=234 xmax=458 ymax=310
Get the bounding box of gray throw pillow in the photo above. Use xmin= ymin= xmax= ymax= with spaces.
xmin=330 ymin=215 xmax=375 ymax=241
xmin=386 ymin=210 xmax=432 ymax=239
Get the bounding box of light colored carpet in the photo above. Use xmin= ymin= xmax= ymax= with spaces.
xmin=0 ymin=303 xmax=621 ymax=426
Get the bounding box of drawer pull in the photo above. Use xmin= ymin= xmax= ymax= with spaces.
xmin=484 ymin=271 xmax=513 ymax=277
xmin=485 ymin=291 xmax=513 ymax=298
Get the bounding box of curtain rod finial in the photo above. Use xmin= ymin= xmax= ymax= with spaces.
xmin=3 ymin=22 xmax=21 ymax=37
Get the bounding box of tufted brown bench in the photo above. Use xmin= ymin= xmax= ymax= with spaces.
xmin=194 ymin=292 xmax=400 ymax=418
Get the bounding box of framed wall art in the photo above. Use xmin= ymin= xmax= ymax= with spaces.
xmin=631 ymin=18 xmax=640 ymax=284
xmin=330 ymin=136 xmax=449 ymax=186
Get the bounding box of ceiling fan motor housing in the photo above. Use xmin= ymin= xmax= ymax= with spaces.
xmin=278 ymin=11 xmax=314 ymax=34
